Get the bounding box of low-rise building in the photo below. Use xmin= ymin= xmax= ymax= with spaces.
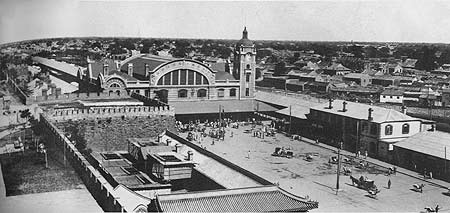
xmin=342 ymin=73 xmax=372 ymax=87
xmin=380 ymin=89 xmax=404 ymax=104
xmin=308 ymin=100 xmax=430 ymax=161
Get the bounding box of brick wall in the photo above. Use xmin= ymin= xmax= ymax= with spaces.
xmin=56 ymin=116 xmax=176 ymax=152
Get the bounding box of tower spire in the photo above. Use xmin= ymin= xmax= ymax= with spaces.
xmin=242 ymin=27 xmax=248 ymax=39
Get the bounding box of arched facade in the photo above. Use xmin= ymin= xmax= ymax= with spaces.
xmin=148 ymin=59 xmax=222 ymax=102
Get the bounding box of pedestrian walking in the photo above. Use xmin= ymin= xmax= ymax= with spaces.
xmin=387 ymin=179 xmax=391 ymax=189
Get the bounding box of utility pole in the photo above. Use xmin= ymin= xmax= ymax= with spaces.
xmin=289 ymin=105 xmax=292 ymax=134
xmin=336 ymin=141 xmax=343 ymax=195
xmin=219 ymin=105 xmax=222 ymax=126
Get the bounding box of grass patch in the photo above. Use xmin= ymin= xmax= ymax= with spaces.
xmin=0 ymin=150 xmax=84 ymax=196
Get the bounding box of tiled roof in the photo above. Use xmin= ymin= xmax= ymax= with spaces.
xmin=394 ymin=131 xmax=450 ymax=160
xmin=156 ymin=186 xmax=318 ymax=212
xmin=310 ymin=100 xmax=419 ymax=123
xmin=215 ymin=71 xmax=235 ymax=80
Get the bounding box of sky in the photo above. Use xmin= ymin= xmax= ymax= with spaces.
xmin=1 ymin=0 xmax=450 ymax=44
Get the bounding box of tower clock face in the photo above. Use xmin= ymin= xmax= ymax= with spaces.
xmin=245 ymin=53 xmax=252 ymax=61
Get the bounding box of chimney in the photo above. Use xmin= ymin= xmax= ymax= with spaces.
xmin=50 ymin=84 xmax=56 ymax=96
xmin=145 ymin=64 xmax=150 ymax=76
xmin=368 ymin=108 xmax=373 ymax=121
xmin=103 ymin=63 xmax=109 ymax=76
xmin=328 ymin=99 xmax=334 ymax=109
xmin=401 ymin=105 xmax=407 ymax=114
xmin=42 ymin=88 xmax=48 ymax=99
xmin=128 ymin=63 xmax=133 ymax=76
xmin=186 ymin=151 xmax=193 ymax=161
xmin=342 ymin=101 xmax=347 ymax=112
xmin=87 ymin=57 xmax=93 ymax=79
xmin=55 ymin=88 xmax=61 ymax=98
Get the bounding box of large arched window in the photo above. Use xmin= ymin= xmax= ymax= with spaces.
xmin=217 ymin=88 xmax=225 ymax=98
xmin=385 ymin=124 xmax=393 ymax=135
xmin=157 ymin=69 xmax=209 ymax=86
xmin=230 ymin=88 xmax=236 ymax=97
xmin=178 ymin=89 xmax=188 ymax=98
xmin=402 ymin=123 xmax=410 ymax=134
xmin=197 ymin=89 xmax=207 ymax=98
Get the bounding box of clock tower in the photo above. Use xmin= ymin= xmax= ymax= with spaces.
xmin=233 ymin=27 xmax=256 ymax=99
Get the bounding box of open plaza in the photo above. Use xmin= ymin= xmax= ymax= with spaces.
xmin=179 ymin=121 xmax=450 ymax=212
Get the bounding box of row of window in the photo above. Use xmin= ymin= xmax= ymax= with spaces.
xmin=382 ymin=95 xmax=401 ymax=99
xmin=177 ymin=88 xmax=246 ymax=98
xmin=385 ymin=123 xmax=410 ymax=135
xmin=362 ymin=122 xmax=410 ymax=135
xmin=157 ymin=69 xmax=209 ymax=86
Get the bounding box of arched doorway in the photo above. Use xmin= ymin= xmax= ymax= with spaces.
xmin=154 ymin=89 xmax=168 ymax=103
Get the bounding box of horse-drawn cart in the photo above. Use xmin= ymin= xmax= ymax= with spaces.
xmin=350 ymin=175 xmax=378 ymax=191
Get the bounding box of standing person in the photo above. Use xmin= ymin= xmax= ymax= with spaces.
xmin=387 ymin=179 xmax=391 ymax=189
xmin=364 ymin=150 xmax=368 ymax=159
xmin=357 ymin=150 xmax=361 ymax=158
xmin=247 ymin=150 xmax=250 ymax=159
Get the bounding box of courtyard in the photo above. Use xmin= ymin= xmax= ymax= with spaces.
xmin=179 ymin=121 xmax=450 ymax=212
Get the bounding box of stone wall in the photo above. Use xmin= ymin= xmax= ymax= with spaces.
xmin=39 ymin=114 xmax=151 ymax=212
xmin=56 ymin=116 xmax=176 ymax=152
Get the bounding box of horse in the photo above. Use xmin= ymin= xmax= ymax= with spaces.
xmin=424 ymin=205 xmax=440 ymax=213
xmin=413 ymin=183 xmax=425 ymax=193
xmin=367 ymin=188 xmax=380 ymax=199
xmin=350 ymin=175 xmax=359 ymax=186
xmin=343 ymin=167 xmax=352 ymax=176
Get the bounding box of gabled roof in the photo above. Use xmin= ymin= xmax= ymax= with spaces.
xmin=156 ymin=185 xmax=318 ymax=212
xmin=310 ymin=100 xmax=420 ymax=123
xmin=326 ymin=63 xmax=350 ymax=71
